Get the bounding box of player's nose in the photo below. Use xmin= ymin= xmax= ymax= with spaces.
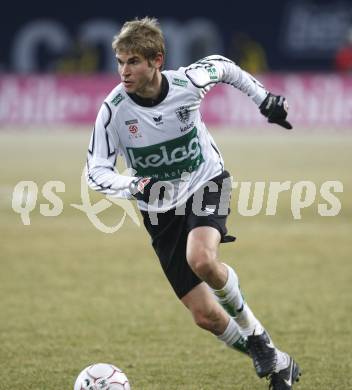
xmin=120 ymin=63 xmax=131 ymax=77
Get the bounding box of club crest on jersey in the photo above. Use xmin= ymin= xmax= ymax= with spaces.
xmin=176 ymin=106 xmax=191 ymax=123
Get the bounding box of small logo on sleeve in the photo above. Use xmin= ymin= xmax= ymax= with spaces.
xmin=172 ymin=77 xmax=188 ymax=87
xmin=207 ymin=66 xmax=218 ymax=81
xmin=111 ymin=93 xmax=124 ymax=106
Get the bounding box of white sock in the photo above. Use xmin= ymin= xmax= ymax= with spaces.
xmin=212 ymin=264 xmax=263 ymax=336
xmin=217 ymin=317 xmax=242 ymax=346
xmin=275 ymin=350 xmax=290 ymax=372
xmin=212 ymin=264 xmax=244 ymax=315
xmin=217 ymin=317 xmax=248 ymax=354
xmin=235 ymin=304 xmax=264 ymax=337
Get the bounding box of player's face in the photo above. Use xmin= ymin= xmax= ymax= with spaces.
xmin=117 ymin=52 xmax=159 ymax=96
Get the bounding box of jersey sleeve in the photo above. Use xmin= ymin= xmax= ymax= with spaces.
xmin=183 ymin=55 xmax=268 ymax=105
xmin=86 ymin=102 xmax=135 ymax=199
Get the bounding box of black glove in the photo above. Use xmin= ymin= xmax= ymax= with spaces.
xmin=259 ymin=93 xmax=292 ymax=130
xmin=129 ymin=177 xmax=159 ymax=203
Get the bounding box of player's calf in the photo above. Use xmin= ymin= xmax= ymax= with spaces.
xmin=181 ymin=283 xmax=249 ymax=355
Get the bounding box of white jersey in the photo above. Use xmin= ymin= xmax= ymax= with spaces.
xmin=86 ymin=55 xmax=268 ymax=211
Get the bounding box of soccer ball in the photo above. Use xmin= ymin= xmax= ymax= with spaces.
xmin=74 ymin=363 xmax=131 ymax=390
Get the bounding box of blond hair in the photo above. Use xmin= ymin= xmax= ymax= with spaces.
xmin=112 ymin=17 xmax=165 ymax=63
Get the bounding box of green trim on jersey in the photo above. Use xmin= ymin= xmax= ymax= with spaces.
xmin=126 ymin=127 xmax=204 ymax=180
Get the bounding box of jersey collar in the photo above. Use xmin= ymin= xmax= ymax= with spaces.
xmin=127 ymin=74 xmax=169 ymax=107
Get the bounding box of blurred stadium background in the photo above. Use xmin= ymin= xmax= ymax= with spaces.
xmin=1 ymin=1 xmax=351 ymax=389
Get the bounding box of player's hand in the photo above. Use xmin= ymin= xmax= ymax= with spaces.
xmin=259 ymin=93 xmax=292 ymax=130
xmin=129 ymin=177 xmax=158 ymax=202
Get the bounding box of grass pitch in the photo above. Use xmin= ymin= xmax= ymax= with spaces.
xmin=0 ymin=129 xmax=351 ymax=389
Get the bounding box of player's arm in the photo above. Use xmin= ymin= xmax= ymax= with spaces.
xmin=86 ymin=103 xmax=156 ymax=200
xmin=185 ymin=55 xmax=292 ymax=129
xmin=86 ymin=103 xmax=135 ymax=198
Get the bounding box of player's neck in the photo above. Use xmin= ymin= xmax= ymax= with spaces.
xmin=136 ymin=71 xmax=162 ymax=100
xmin=127 ymin=74 xmax=169 ymax=107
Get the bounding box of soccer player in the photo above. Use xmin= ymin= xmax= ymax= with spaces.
xmin=86 ymin=17 xmax=301 ymax=389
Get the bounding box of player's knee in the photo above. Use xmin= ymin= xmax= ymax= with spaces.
xmin=187 ymin=246 xmax=217 ymax=278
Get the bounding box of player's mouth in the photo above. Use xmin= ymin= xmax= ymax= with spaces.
xmin=122 ymin=80 xmax=134 ymax=89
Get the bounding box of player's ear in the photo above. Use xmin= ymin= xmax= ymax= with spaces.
xmin=152 ymin=53 xmax=164 ymax=70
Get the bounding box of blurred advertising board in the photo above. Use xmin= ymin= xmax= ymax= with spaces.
xmin=2 ymin=2 xmax=351 ymax=72
xmin=0 ymin=74 xmax=351 ymax=129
